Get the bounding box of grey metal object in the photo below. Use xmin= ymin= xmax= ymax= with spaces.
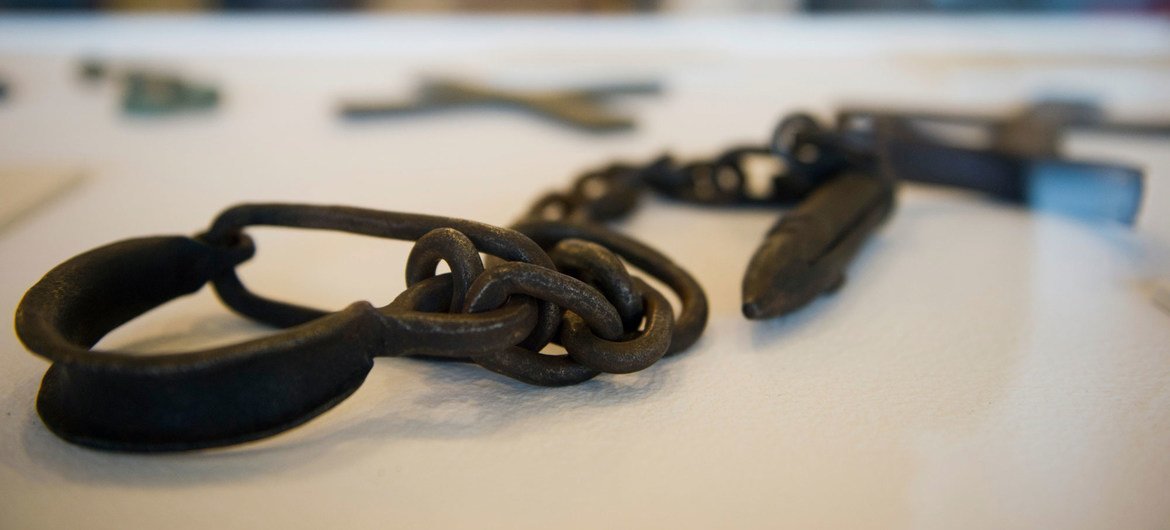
xmin=341 ymin=78 xmax=661 ymax=132
xmin=842 ymin=100 xmax=1170 ymax=157
xmin=837 ymin=101 xmax=1166 ymax=225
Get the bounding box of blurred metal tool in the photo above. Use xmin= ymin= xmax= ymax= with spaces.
xmin=844 ymin=100 xmax=1170 ymax=157
xmin=79 ymin=59 xmax=219 ymax=116
xmin=341 ymin=78 xmax=661 ymax=133
xmin=835 ymin=100 xmax=1168 ymax=225
xmin=120 ymin=72 xmax=219 ymax=116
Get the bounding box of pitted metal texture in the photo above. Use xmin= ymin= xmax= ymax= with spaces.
xmin=16 ymin=204 xmax=701 ymax=451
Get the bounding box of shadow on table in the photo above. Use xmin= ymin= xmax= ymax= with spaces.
xmin=15 ymin=336 xmax=689 ymax=486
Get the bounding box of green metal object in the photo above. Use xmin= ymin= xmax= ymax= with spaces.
xmin=122 ymin=72 xmax=219 ymax=116
xmin=79 ymin=59 xmax=219 ymax=116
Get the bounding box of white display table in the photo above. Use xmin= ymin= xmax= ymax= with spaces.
xmin=1 ymin=15 xmax=1168 ymax=529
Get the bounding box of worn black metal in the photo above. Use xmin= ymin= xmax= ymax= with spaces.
xmin=16 ymin=204 xmax=694 ymax=451
xmin=517 ymin=110 xmax=895 ymax=322
xmin=560 ymin=277 xmax=674 ymax=374
xmin=512 ymin=220 xmax=708 ymax=354
xmin=199 ymin=204 xmax=564 ymax=351
xmin=548 ymin=239 xmax=642 ymax=331
xmin=405 ymin=227 xmax=484 ymax=312
xmin=742 ymin=172 xmax=894 ymax=319
xmin=537 ymin=104 xmax=1151 ymax=322
xmin=23 ymin=106 xmax=1125 ymax=453
xmin=463 ymin=261 xmax=622 ymax=386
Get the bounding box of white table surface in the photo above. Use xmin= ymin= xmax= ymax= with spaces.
xmin=1 ymin=15 xmax=1169 ymax=530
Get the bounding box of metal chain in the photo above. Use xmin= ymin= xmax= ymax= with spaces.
xmin=16 ymin=201 xmax=709 ymax=450
xmin=20 ymin=105 xmax=1138 ymax=452
xmin=194 ymin=203 xmax=698 ymax=387
xmin=14 ymin=111 xmax=865 ymax=451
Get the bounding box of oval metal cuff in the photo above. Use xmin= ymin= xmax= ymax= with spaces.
xmin=15 ymin=230 xmax=537 ymax=452
xmin=14 ymin=235 xmax=382 ymax=451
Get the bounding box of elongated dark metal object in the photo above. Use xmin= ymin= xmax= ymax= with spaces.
xmin=741 ymin=173 xmax=894 ymax=319
xmin=838 ymin=101 xmax=1158 ymax=225
xmin=839 ymin=100 xmax=1170 ymax=158
xmin=880 ymin=138 xmax=1143 ymax=225
xmin=341 ymin=78 xmax=661 ymax=132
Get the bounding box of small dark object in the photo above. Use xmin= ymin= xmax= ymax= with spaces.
xmin=0 ymin=78 xmax=8 ymax=102
xmin=122 ymin=72 xmax=219 ymax=116
xmin=78 ymin=59 xmax=219 ymax=116
xmin=341 ymin=78 xmax=661 ymax=133
xmin=79 ymin=58 xmax=107 ymax=83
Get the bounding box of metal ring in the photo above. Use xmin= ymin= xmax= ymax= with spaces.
xmin=525 ymin=192 xmax=579 ymax=222
xmin=569 ymin=164 xmax=644 ymax=222
xmin=13 ymin=206 xmax=558 ymax=451
xmin=467 ymin=346 xmax=599 ymax=387
xmin=463 ymin=261 xmax=622 ymax=339
xmin=549 ymin=238 xmax=642 ymax=331
xmin=771 ymin=112 xmax=821 ymax=158
xmin=560 ymin=277 xmax=673 ymax=374
xmin=199 ymin=203 xmax=563 ymax=352
xmin=381 ymin=274 xmax=539 ymax=360
xmin=511 ymin=220 xmax=709 ymax=355
xmin=405 ymin=228 xmax=485 ymax=311
xmin=462 ymin=261 xmax=625 ymax=386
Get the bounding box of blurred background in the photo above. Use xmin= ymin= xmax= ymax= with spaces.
xmin=1 ymin=0 xmax=1168 ymax=12
xmin=3 ymin=2 xmax=1170 ymax=530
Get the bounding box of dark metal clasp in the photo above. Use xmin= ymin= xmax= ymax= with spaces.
xmin=741 ymin=172 xmax=895 ymax=319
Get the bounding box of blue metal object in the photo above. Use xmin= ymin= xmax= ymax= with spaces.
xmin=837 ymin=101 xmax=1163 ymax=226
